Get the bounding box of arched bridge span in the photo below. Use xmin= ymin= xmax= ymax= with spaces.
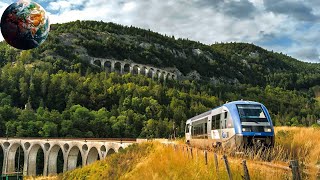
xmin=0 ymin=138 xmax=134 ymax=176
xmin=90 ymin=57 xmax=178 ymax=81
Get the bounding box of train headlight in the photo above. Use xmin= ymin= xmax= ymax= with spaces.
xmin=242 ymin=127 xmax=251 ymax=132
xmin=264 ymin=127 xmax=272 ymax=132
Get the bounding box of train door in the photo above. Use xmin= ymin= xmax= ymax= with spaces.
xmin=220 ymin=110 xmax=228 ymax=139
xmin=211 ymin=113 xmax=221 ymax=140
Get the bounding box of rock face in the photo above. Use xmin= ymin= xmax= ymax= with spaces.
xmin=186 ymin=70 xmax=201 ymax=80
xmin=192 ymin=49 xmax=203 ymax=56
xmin=249 ymin=51 xmax=259 ymax=58
xmin=164 ymin=67 xmax=183 ymax=78
xmin=139 ymin=42 xmax=152 ymax=49
xmin=210 ymin=76 xmax=219 ymax=85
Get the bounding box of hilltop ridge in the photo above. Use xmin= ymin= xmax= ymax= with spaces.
xmin=1 ymin=20 xmax=317 ymax=89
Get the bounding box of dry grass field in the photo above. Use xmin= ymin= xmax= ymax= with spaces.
xmin=26 ymin=126 xmax=320 ymax=180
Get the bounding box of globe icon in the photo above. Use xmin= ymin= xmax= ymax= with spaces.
xmin=0 ymin=1 xmax=50 ymax=50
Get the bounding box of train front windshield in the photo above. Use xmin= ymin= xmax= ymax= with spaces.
xmin=237 ymin=104 xmax=268 ymax=123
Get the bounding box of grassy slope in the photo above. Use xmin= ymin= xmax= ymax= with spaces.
xmin=274 ymin=127 xmax=320 ymax=177
xmin=57 ymin=142 xmax=290 ymax=180
xmin=32 ymin=127 xmax=319 ymax=180
xmin=58 ymin=143 xmax=154 ymax=180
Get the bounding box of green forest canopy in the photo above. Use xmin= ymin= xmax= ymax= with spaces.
xmin=0 ymin=20 xmax=319 ymax=138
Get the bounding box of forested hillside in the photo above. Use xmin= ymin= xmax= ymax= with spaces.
xmin=0 ymin=20 xmax=319 ymax=138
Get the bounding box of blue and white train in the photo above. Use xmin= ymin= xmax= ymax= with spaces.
xmin=185 ymin=100 xmax=275 ymax=149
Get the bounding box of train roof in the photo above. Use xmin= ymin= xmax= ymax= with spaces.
xmin=187 ymin=100 xmax=263 ymax=122
xmin=223 ymin=100 xmax=262 ymax=106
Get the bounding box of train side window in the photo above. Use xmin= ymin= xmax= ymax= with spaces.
xmin=211 ymin=114 xmax=221 ymax=129
xmin=204 ymin=123 xmax=207 ymax=133
xmin=211 ymin=116 xmax=214 ymax=129
xmin=217 ymin=114 xmax=221 ymax=129
xmin=224 ymin=112 xmax=228 ymax=119
xmin=186 ymin=124 xmax=190 ymax=133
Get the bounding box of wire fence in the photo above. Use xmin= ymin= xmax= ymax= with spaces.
xmin=165 ymin=143 xmax=310 ymax=180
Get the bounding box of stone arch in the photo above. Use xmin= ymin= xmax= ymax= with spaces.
xmin=148 ymin=68 xmax=154 ymax=78
xmin=132 ymin=65 xmax=139 ymax=75
xmin=3 ymin=142 xmax=10 ymax=149
xmin=63 ymin=144 xmax=69 ymax=152
xmin=0 ymin=145 xmax=4 ymax=175
xmin=123 ymin=64 xmax=130 ymax=74
xmin=104 ymin=61 xmax=112 ymax=72
xmin=28 ymin=144 xmax=45 ymax=176
xmin=114 ymin=62 xmax=121 ymax=74
xmin=118 ymin=147 xmax=124 ymax=153
xmin=86 ymin=147 xmax=100 ymax=165
xmin=140 ymin=66 xmax=147 ymax=76
xmin=106 ymin=148 xmax=115 ymax=156
xmin=47 ymin=145 xmax=64 ymax=175
xmin=165 ymin=73 xmax=170 ymax=81
xmin=44 ymin=143 xmax=50 ymax=151
xmin=155 ymin=69 xmax=161 ymax=80
xmin=67 ymin=146 xmax=83 ymax=171
xmin=24 ymin=142 xmax=30 ymax=150
xmin=7 ymin=143 xmax=25 ymax=174
xmin=82 ymin=144 xmax=88 ymax=152
xmin=159 ymin=72 xmax=166 ymax=82
xmin=100 ymin=145 xmax=106 ymax=158
xmin=93 ymin=59 xmax=101 ymax=68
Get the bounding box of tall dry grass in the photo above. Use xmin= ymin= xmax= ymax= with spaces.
xmin=28 ymin=127 xmax=320 ymax=180
xmin=58 ymin=143 xmax=154 ymax=180
xmin=51 ymin=141 xmax=290 ymax=180
xmin=273 ymin=126 xmax=320 ymax=178
xmin=274 ymin=127 xmax=320 ymax=163
xmin=124 ymin=142 xmax=290 ymax=180
xmin=208 ymin=126 xmax=320 ymax=179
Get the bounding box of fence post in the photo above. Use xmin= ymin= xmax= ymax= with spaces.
xmin=290 ymin=160 xmax=301 ymax=180
xmin=242 ymin=160 xmax=250 ymax=180
xmin=223 ymin=155 xmax=233 ymax=180
xmin=204 ymin=150 xmax=208 ymax=165
xmin=190 ymin=147 xmax=193 ymax=159
xmin=187 ymin=147 xmax=189 ymax=159
xmin=214 ymin=153 xmax=219 ymax=175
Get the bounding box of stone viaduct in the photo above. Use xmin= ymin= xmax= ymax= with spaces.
xmin=0 ymin=138 xmax=134 ymax=176
xmin=90 ymin=57 xmax=178 ymax=81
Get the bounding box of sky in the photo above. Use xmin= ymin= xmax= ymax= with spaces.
xmin=0 ymin=0 xmax=320 ymax=62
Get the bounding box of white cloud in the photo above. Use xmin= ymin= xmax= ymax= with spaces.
xmin=48 ymin=0 xmax=86 ymax=11
xmin=48 ymin=1 xmax=71 ymax=11
xmin=122 ymin=2 xmax=136 ymax=12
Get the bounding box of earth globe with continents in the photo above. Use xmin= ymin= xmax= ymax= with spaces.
xmin=0 ymin=0 xmax=49 ymax=50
